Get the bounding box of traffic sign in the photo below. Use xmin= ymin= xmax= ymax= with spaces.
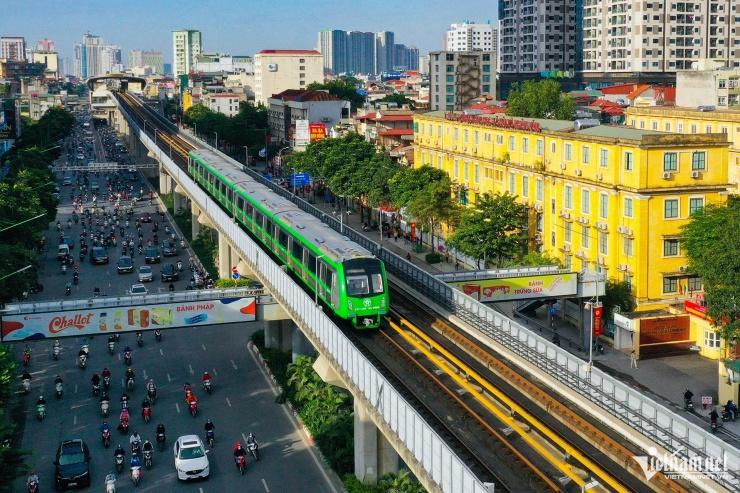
xmin=232 ymin=266 xmax=238 ymax=274
xmin=291 ymin=173 xmax=310 ymax=186
xmin=232 ymin=272 xmax=240 ymax=280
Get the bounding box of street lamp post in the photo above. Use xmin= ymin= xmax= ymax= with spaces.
xmin=193 ymin=122 xmax=197 ymax=138
xmin=584 ymin=272 xmax=603 ymax=373
xmin=214 ymin=132 xmax=218 ymax=150
xmin=0 ymin=265 xmax=32 ymax=282
xmin=0 ymin=213 xmax=45 ymax=233
xmin=243 ymin=146 xmax=249 ymax=169
xmin=277 ymin=146 xmax=290 ymax=177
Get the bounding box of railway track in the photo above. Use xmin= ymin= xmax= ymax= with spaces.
xmin=114 ymin=92 xmax=696 ymax=492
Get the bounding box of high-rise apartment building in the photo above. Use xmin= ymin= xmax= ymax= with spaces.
xmin=499 ymin=0 xmax=740 ymax=94
xmin=375 ymin=31 xmax=395 ymax=74
xmin=444 ymin=20 xmax=497 ymax=53
xmin=317 ymin=29 xmax=348 ymax=75
xmin=129 ymin=49 xmax=145 ymax=69
xmin=429 ymin=51 xmax=496 ymax=111
xmin=172 ymin=29 xmax=202 ymax=78
xmin=36 ymin=38 xmax=55 ymax=52
xmin=100 ymin=45 xmax=122 ymax=74
xmin=347 ymin=31 xmax=376 ymax=74
xmin=393 ymin=44 xmax=420 ymax=71
xmin=74 ymin=34 xmax=106 ymax=78
xmin=1 ymin=37 xmax=26 ymax=61
xmin=129 ymin=49 xmax=164 ymax=74
xmin=253 ymin=50 xmax=323 ymax=106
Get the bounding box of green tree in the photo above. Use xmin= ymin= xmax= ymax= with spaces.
xmin=506 ymin=79 xmax=575 ymax=120
xmin=307 ymin=78 xmax=366 ymax=110
xmin=505 ymin=251 xmax=564 ymax=268
xmin=601 ymin=279 xmax=634 ymax=322
xmin=375 ymin=94 xmax=415 ymax=110
xmin=680 ymin=198 xmax=740 ymax=342
xmin=0 ymin=344 xmax=32 ymax=491
xmin=446 ymin=192 xmax=528 ymax=268
xmin=379 ymin=470 xmax=426 ymax=493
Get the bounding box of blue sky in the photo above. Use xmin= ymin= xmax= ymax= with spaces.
xmin=1 ymin=0 xmax=497 ymax=64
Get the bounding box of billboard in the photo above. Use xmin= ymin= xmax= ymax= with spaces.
xmin=1 ymin=297 xmax=256 ymax=341
xmin=295 ymin=119 xmax=310 ymax=147
xmin=449 ymin=273 xmax=578 ymax=302
xmin=0 ymin=106 xmax=17 ymax=141
xmin=309 ymin=123 xmax=326 ymax=141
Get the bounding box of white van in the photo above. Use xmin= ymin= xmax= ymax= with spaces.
xmin=57 ymin=244 xmax=70 ymax=260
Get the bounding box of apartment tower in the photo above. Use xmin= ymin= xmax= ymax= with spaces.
xmin=172 ymin=29 xmax=202 ymax=78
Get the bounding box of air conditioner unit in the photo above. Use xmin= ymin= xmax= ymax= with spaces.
xmin=596 ymin=173 xmax=603 ymax=180
xmin=453 ymin=145 xmax=457 ymax=150
xmin=598 ymin=257 xmax=606 ymax=266
xmin=662 ymin=172 xmax=671 ymax=179
xmin=580 ymin=217 xmax=589 ymax=225
xmin=561 ymin=163 xmax=567 ymax=170
xmin=679 ymin=266 xmax=687 ymax=272
xmin=627 ymin=228 xmax=633 ymax=236
xmin=617 ymin=225 xmax=626 ymax=234
xmin=321 ymin=117 xmax=331 ymax=122
xmin=563 ymin=212 xmax=571 ymax=219
xmin=534 ymin=233 xmax=543 ymax=242
xmin=576 ymin=250 xmax=585 ymax=258
xmin=690 ymin=171 xmax=700 ymax=178
xmin=534 ymin=204 xmax=543 ymax=212
xmin=434 ymin=140 xmax=439 ymax=145
xmin=575 ymin=169 xmax=582 ymax=176
xmin=562 ymin=244 xmax=571 ymax=252
xmin=472 ymin=147 xmax=477 ymax=152
xmin=619 ymin=263 xmax=628 ymax=271
xmin=462 ymin=146 xmax=467 ymax=151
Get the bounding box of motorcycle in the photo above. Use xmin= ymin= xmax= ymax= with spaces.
xmin=62 ymin=263 xmax=67 ymax=275
xmin=147 ymin=387 xmax=157 ymax=404
xmin=101 ymin=400 xmax=109 ymax=416
xmin=131 ymin=465 xmax=141 ymax=486
xmin=103 ymin=375 xmax=111 ymax=390
xmin=711 ymin=418 xmax=722 ymax=433
xmin=685 ymin=399 xmax=694 ymax=412
xmin=102 ymin=428 xmax=111 ymax=448
xmin=105 ymin=474 xmax=116 ymax=493
xmin=120 ymin=417 xmax=129 ymax=435
xmin=722 ymin=409 xmax=736 ymax=422
xmin=109 ymin=341 xmax=115 ymax=355
xmin=28 ymin=479 xmax=39 ymax=492
xmin=142 ymin=406 xmax=151 ymax=424
xmin=55 ymin=381 xmax=64 ymax=399
xmin=93 ymin=382 xmax=100 ymax=396
xmin=22 ymin=379 xmax=31 ymax=394
xmin=248 ymin=442 xmax=259 ymax=461
xmin=189 ymin=401 xmax=198 ymax=418
xmin=205 ymin=429 xmax=214 ymax=447
xmin=143 ymin=448 xmax=153 ymax=470
xmin=126 ymin=377 xmax=135 ymax=391
xmin=53 ymin=345 xmax=60 ymax=360
xmin=131 ymin=441 xmax=140 ymax=458
xmin=73 ymin=272 xmax=79 ymax=285
xmin=124 ymin=351 xmax=132 ymax=366
xmin=156 ymin=432 xmax=165 ymax=452
xmin=79 ymin=354 xmax=87 ymax=369
xmin=65 ymin=284 xmax=72 ymax=296
xmin=203 ymin=380 xmax=212 ymax=394
xmin=137 ymin=333 xmax=143 ymax=347
xmin=81 ymin=343 xmax=89 ymax=356
xmin=37 ymin=403 xmax=45 ymax=421
xmin=23 ymin=352 xmax=30 ymax=367
xmin=236 ymin=454 xmax=246 ymax=475
xmin=115 ymin=453 xmax=124 ymax=473
xmin=154 ymin=330 xmax=162 ymax=342
xmin=176 ymin=261 xmax=182 ymax=272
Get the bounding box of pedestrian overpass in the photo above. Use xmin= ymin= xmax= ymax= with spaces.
xmin=1 ymin=288 xmax=287 ymax=342
xmin=47 ymin=91 xmax=739 ymax=493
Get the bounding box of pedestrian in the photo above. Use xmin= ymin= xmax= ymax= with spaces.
xmin=630 ymin=349 xmax=638 ymax=369
xmin=455 ymin=261 xmax=460 ymax=271
xmin=445 ymin=251 xmax=450 ymax=263
xmin=394 ymin=231 xmax=399 ymax=242
xmin=404 ymin=233 xmax=409 ymax=245
xmin=406 ymin=253 xmax=412 ymax=262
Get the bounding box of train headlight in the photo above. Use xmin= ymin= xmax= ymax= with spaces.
xmin=348 ymin=300 xmax=353 ymax=310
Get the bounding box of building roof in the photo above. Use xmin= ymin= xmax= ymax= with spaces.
xmin=207 ymin=93 xmax=240 ymax=98
xmin=656 ymin=87 xmax=676 ymax=102
xmin=375 ymin=114 xmax=413 ymax=122
xmin=257 ymin=50 xmax=321 ymax=55
xmin=575 ymin=125 xmax=663 ymax=140
xmin=627 ymin=84 xmax=652 ymax=99
xmin=270 ymin=89 xmax=342 ymax=102
xmin=354 ymin=113 xmax=376 ymax=120
xmin=378 ymin=129 xmax=414 ymax=136
xmin=598 ymin=84 xmax=640 ymax=95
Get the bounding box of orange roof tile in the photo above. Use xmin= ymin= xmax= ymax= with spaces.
xmin=627 ymin=84 xmax=652 ymax=99
xmin=378 ymin=129 xmax=414 ymax=136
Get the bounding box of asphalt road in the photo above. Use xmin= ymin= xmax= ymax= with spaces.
xmin=11 ymin=114 xmax=341 ymax=492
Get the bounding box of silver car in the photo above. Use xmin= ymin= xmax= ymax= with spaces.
xmin=174 ymin=435 xmax=209 ymax=481
xmin=138 ymin=266 xmax=153 ymax=282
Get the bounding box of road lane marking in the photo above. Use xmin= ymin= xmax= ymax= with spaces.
xmin=226 ymin=398 xmax=231 ymax=407
xmin=175 ymin=403 xmax=180 ymax=413
xmin=202 ymin=344 xmax=206 ymax=351
xmin=262 ymin=479 xmax=270 ymax=492
xmin=143 ymin=370 xmax=148 ymax=380
xmin=242 ymin=433 xmax=248 ymax=443
xmin=74 ymin=384 xmax=78 ymax=394
xmin=199 ymin=488 xmax=203 ymax=493
xmin=189 ymin=364 xmax=194 ymax=375
xmin=167 ymin=373 xmax=171 ymax=382
xmin=73 ymin=415 xmax=77 ymax=426
xmin=212 ymin=368 xmax=217 ymax=376
xmin=231 ymin=360 xmax=238 ymax=370
xmin=118 ymin=353 xmax=121 ymax=361
xmin=159 ymin=349 xmax=163 ymax=356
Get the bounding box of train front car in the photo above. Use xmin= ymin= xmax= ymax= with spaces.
xmin=339 ymin=257 xmax=388 ymax=329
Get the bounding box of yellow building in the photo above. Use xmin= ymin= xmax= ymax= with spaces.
xmin=414 ymin=111 xmax=732 ymax=310
xmin=625 ymin=106 xmax=740 ymax=191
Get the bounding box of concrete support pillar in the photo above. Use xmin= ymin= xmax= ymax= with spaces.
xmin=218 ymin=233 xmax=231 ymax=280
xmin=264 ymin=319 xmax=293 ymax=351
xmin=291 ymin=327 xmax=315 ymax=363
xmin=159 ymin=169 xmax=172 ymax=195
xmin=191 ymin=203 xmax=202 ymax=239
xmin=354 ymin=401 xmax=399 ymax=484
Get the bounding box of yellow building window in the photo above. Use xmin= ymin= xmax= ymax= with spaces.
xmin=581 ymin=189 xmax=591 ymax=214
xmin=581 ymin=225 xmax=590 ymax=248
xmin=583 ymin=146 xmax=590 ymax=164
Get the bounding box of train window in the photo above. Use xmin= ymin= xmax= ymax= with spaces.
xmin=291 ymin=239 xmax=303 ymax=261
xmin=278 ymin=229 xmax=289 ymax=248
xmin=237 ymin=197 xmax=244 ymax=210
xmin=255 ymin=212 xmax=263 ymax=229
xmin=346 ymin=271 xmax=370 ymax=296
xmin=370 ymin=272 xmax=384 ymax=293
xmin=308 ymin=254 xmax=317 ymax=274
xmin=264 ymin=219 xmax=273 ymax=237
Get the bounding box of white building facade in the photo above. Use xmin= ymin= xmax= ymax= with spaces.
xmin=444 ymin=21 xmax=497 ymax=53
xmin=253 ymin=50 xmax=324 ymax=106
xmin=172 ymin=29 xmax=202 ymax=78
xmin=1 ymin=37 xmax=26 ymax=61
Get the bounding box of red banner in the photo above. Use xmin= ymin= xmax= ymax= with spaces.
xmin=309 ymin=123 xmax=326 ymax=141
xmin=410 ymin=222 xmax=417 ymax=241
xmin=593 ymin=306 xmax=603 ymax=337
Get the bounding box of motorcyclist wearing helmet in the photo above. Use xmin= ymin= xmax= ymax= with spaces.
xmin=120 ymin=392 xmax=130 ymax=408
xmin=54 ymin=375 xmax=64 ymax=386
xmin=22 ymin=371 xmax=32 ymax=382
xmin=36 ymin=395 xmax=46 ymax=406
xmin=233 ymin=441 xmax=247 ymax=463
xmin=114 ymin=444 xmax=126 ymax=458
xmin=91 ymin=373 xmax=101 ymax=386
xmin=100 ymin=420 xmax=110 ymax=433
xmin=202 ymin=372 xmax=212 ymax=384
xmin=119 ymin=407 xmax=130 ymax=424
xmin=246 ymin=432 xmax=259 ymax=454
xmin=146 ymin=379 xmax=156 ymax=394
xmin=204 ymin=419 xmax=215 ymax=434
xmin=100 ymin=392 xmax=110 ymax=404
xmin=27 ymin=471 xmax=39 ymax=486
xmin=141 ymin=398 xmax=151 ymax=416
xmin=684 ymin=388 xmax=694 ymax=408
xmin=101 ymin=367 xmax=112 ymax=379
xmin=125 ymin=367 xmax=135 ymax=382
xmin=142 ymin=439 xmax=153 ymax=453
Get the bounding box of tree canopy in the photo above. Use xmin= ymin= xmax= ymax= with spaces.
xmin=680 ymin=198 xmax=740 ymax=342
xmin=183 ymin=103 xmax=268 ymax=160
xmin=307 ymin=78 xmax=366 ymax=110
xmin=446 ymin=192 xmax=527 ymax=268
xmin=506 ymin=79 xmax=575 ymax=120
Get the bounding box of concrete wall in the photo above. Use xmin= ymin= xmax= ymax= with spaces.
xmin=676 ymin=71 xmax=717 ymax=107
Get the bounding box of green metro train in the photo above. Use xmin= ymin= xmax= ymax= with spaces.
xmin=188 ymin=149 xmax=388 ymax=329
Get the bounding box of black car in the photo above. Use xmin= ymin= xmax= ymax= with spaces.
xmin=161 ymin=263 xmax=179 ymax=282
xmin=145 ymin=248 xmax=161 ymax=264
xmin=90 ymin=247 xmax=109 ymax=265
xmin=53 ymin=439 xmax=91 ymax=490
xmin=117 ymin=256 xmax=134 ymax=274
xmin=161 ymin=240 xmax=177 ymax=257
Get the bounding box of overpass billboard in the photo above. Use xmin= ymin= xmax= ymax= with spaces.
xmin=448 ymin=273 xmax=577 ymax=302
xmin=1 ymin=297 xmax=256 ymax=341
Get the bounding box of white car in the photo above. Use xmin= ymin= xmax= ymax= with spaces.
xmin=173 ymin=435 xmax=209 ymax=481
xmin=138 ymin=265 xmax=153 ymax=282
xmin=129 ymin=284 xmax=148 ymax=295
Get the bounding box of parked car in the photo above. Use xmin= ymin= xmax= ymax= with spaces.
xmin=173 ymin=435 xmax=209 ymax=481
xmin=138 ymin=265 xmax=153 ymax=282
xmin=53 ymin=439 xmax=91 ymax=490
xmin=144 ymin=248 xmax=161 ymax=264
xmin=161 ymin=263 xmax=179 ymax=282
xmin=117 ymin=256 xmax=134 ymax=274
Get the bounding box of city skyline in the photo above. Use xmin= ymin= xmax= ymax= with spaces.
xmin=0 ymin=0 xmax=495 ymax=69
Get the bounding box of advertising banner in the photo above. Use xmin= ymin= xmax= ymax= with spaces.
xmin=639 ymin=316 xmax=690 ymax=345
xmin=593 ymin=305 xmax=603 ymax=337
xmin=309 ymin=123 xmax=326 ymax=141
xmin=1 ymin=297 xmax=256 ymax=342
xmin=0 ymin=107 xmax=17 ymax=140
xmin=450 ymin=273 xmax=578 ymax=302
xmin=295 ymin=120 xmax=310 ymax=147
